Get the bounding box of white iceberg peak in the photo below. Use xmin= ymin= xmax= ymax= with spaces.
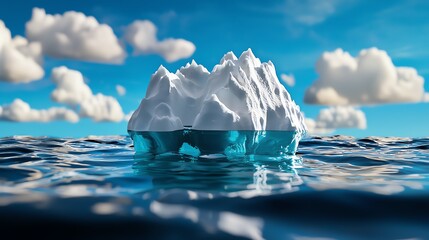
xmin=128 ymin=49 xmax=306 ymax=132
xmin=154 ymin=65 xmax=169 ymax=75
xmin=239 ymin=48 xmax=261 ymax=67
xmin=220 ymin=51 xmax=238 ymax=64
xmin=178 ymin=59 xmax=209 ymax=75
xmin=239 ymin=48 xmax=256 ymax=60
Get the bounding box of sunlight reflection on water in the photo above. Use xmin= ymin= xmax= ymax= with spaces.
xmin=0 ymin=135 xmax=428 ymax=239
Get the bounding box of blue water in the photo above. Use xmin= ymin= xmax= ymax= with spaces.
xmin=0 ymin=135 xmax=428 ymax=239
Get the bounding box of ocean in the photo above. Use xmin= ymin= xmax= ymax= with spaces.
xmin=0 ymin=135 xmax=428 ymax=239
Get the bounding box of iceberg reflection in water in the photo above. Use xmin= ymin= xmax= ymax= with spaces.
xmin=132 ymin=152 xmax=302 ymax=239
xmin=1 ymin=136 xmax=429 ymax=239
xmin=133 ymin=152 xmax=302 ymax=195
xmin=129 ymin=129 xmax=305 ymax=157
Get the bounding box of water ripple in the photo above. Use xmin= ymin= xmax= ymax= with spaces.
xmin=0 ymin=135 xmax=428 ymax=239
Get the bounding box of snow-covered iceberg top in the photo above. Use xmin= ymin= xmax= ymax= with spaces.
xmin=128 ymin=49 xmax=306 ymax=132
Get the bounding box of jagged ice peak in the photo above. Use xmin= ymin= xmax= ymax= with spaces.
xmin=128 ymin=48 xmax=306 ymax=132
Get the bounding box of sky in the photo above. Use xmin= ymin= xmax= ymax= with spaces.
xmin=0 ymin=0 xmax=428 ymax=137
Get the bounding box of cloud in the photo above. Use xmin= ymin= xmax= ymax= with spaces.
xmin=0 ymin=99 xmax=78 ymax=122
xmin=305 ymin=106 xmax=366 ymax=135
xmin=284 ymin=0 xmax=340 ymax=25
xmin=0 ymin=20 xmax=44 ymax=83
xmin=26 ymin=8 xmax=125 ymax=63
xmin=304 ymin=48 xmax=427 ymax=105
xmin=80 ymin=94 xmax=124 ymax=122
xmin=51 ymin=66 xmax=124 ymax=122
xmin=51 ymin=66 xmax=93 ymax=105
xmin=124 ymin=20 xmax=195 ymax=62
xmin=304 ymin=118 xmax=332 ymax=135
xmin=280 ymin=73 xmax=295 ymax=87
xmin=116 ymin=84 xmax=126 ymax=96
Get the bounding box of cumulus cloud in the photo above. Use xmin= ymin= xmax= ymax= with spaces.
xmin=116 ymin=84 xmax=126 ymax=96
xmin=280 ymin=73 xmax=295 ymax=87
xmin=51 ymin=66 xmax=93 ymax=105
xmin=0 ymin=99 xmax=78 ymax=122
xmin=0 ymin=20 xmax=44 ymax=83
xmin=51 ymin=66 xmax=124 ymax=122
xmin=124 ymin=20 xmax=195 ymax=62
xmin=304 ymin=118 xmax=332 ymax=135
xmin=304 ymin=48 xmax=427 ymax=105
xmin=79 ymin=94 xmax=124 ymax=122
xmin=26 ymin=8 xmax=125 ymax=63
xmin=305 ymin=107 xmax=366 ymax=135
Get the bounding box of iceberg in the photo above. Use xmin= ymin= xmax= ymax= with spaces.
xmin=128 ymin=49 xmax=306 ymax=156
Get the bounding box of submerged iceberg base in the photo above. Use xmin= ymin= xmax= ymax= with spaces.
xmin=129 ymin=129 xmax=304 ymax=157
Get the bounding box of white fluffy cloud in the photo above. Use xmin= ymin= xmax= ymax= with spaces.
xmin=116 ymin=84 xmax=126 ymax=96
xmin=305 ymin=48 xmax=428 ymax=105
xmin=0 ymin=99 xmax=78 ymax=122
xmin=0 ymin=20 xmax=44 ymax=83
xmin=280 ymin=73 xmax=295 ymax=87
xmin=304 ymin=118 xmax=332 ymax=135
xmin=26 ymin=8 xmax=125 ymax=63
xmin=51 ymin=66 xmax=124 ymax=122
xmin=124 ymin=20 xmax=195 ymax=62
xmin=51 ymin=66 xmax=93 ymax=105
xmin=80 ymin=94 xmax=124 ymax=122
xmin=305 ymin=107 xmax=367 ymax=135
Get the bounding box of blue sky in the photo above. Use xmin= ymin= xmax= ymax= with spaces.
xmin=0 ymin=0 xmax=428 ymax=137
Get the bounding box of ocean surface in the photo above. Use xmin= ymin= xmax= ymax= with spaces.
xmin=0 ymin=135 xmax=428 ymax=239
